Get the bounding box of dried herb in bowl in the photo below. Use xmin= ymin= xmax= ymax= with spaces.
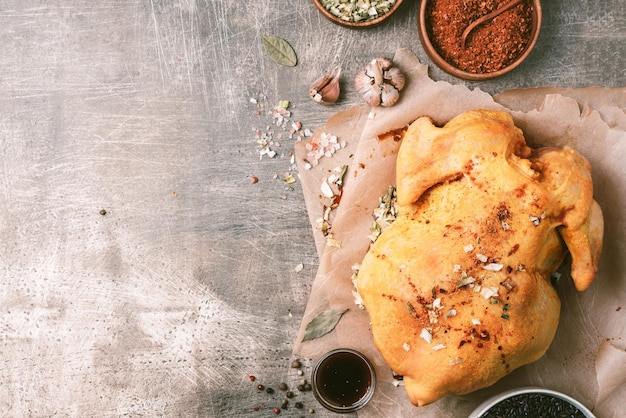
xmin=320 ymin=0 xmax=397 ymax=23
xmin=470 ymin=388 xmax=596 ymax=418
xmin=479 ymin=392 xmax=588 ymax=418
xmin=313 ymin=0 xmax=403 ymax=28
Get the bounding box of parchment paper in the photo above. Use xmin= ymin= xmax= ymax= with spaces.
xmin=293 ymin=48 xmax=626 ymax=417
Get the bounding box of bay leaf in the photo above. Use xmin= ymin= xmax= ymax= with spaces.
xmin=262 ymin=35 xmax=298 ymax=67
xmin=302 ymin=308 xmax=348 ymax=342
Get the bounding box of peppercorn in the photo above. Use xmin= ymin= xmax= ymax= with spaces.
xmin=249 ymin=375 xmax=256 ymax=382
xmin=99 ymin=209 xmax=107 ymax=216
xmin=257 ymin=384 xmax=265 ymax=391
xmin=308 ymin=408 xmax=315 ymax=414
xmin=291 ymin=359 xmax=302 ymax=368
xmin=297 ymin=384 xmax=305 ymax=392
xmin=303 ymin=383 xmax=312 ymax=391
xmin=294 ymin=402 xmax=304 ymax=409
xmin=273 ymin=407 xmax=280 ymax=414
xmin=286 ymin=391 xmax=294 ymax=398
xmin=278 ymin=382 xmax=288 ymax=391
xmin=266 ymin=387 xmax=274 ymax=394
xmin=281 ymin=399 xmax=288 ymax=408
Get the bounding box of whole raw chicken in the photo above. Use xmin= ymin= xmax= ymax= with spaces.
xmin=357 ymin=110 xmax=603 ymax=406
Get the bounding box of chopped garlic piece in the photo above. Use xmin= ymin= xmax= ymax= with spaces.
xmin=403 ymin=342 xmax=411 ymax=351
xmin=432 ymin=344 xmax=447 ymax=351
xmin=446 ymin=309 xmax=457 ymax=317
xmin=476 ymin=253 xmax=489 ymax=263
xmin=483 ymin=263 xmax=504 ymax=271
xmin=420 ymin=328 xmax=432 ymax=344
xmin=480 ymin=286 xmax=499 ymax=300
xmin=320 ymin=179 xmax=335 ymax=198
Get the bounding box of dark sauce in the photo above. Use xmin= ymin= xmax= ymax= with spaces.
xmin=315 ymin=351 xmax=372 ymax=408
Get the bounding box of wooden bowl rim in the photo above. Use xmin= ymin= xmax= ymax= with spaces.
xmin=418 ymin=0 xmax=542 ymax=80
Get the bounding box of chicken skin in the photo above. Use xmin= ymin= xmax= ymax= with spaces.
xmin=357 ymin=110 xmax=603 ymax=406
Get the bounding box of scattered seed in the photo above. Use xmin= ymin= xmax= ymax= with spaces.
xmin=295 ymin=401 xmax=304 ymax=409
xmin=257 ymin=384 xmax=265 ymax=391
xmin=281 ymin=399 xmax=288 ymax=408
xmin=303 ymin=383 xmax=312 ymax=391
xmin=273 ymin=406 xmax=281 ymax=414
xmin=286 ymin=391 xmax=294 ymax=398
xmin=250 ymin=176 xmax=259 ymax=184
xmin=249 ymin=375 xmax=256 ymax=382
xmin=266 ymin=387 xmax=274 ymax=394
xmin=278 ymin=383 xmax=288 ymax=391
xmin=297 ymin=384 xmax=305 ymax=391
xmin=99 ymin=209 xmax=107 ymax=216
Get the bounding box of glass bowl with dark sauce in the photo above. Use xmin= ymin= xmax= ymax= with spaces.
xmin=312 ymin=348 xmax=376 ymax=413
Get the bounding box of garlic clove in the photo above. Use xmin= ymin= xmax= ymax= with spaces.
xmin=380 ymin=83 xmax=400 ymax=107
xmin=367 ymin=59 xmax=384 ymax=87
xmin=362 ymin=84 xmax=382 ymax=107
xmin=309 ymin=66 xmax=341 ymax=105
xmin=384 ymin=66 xmax=405 ymax=91
xmin=377 ymin=57 xmax=394 ymax=71
xmin=354 ymin=70 xmax=375 ymax=94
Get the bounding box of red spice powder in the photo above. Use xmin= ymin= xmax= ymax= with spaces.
xmin=426 ymin=0 xmax=534 ymax=74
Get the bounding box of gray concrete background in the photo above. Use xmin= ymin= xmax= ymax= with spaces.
xmin=0 ymin=1 xmax=623 ymax=416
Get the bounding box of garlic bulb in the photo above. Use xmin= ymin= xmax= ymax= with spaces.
xmin=309 ymin=66 xmax=341 ymax=105
xmin=354 ymin=58 xmax=405 ymax=107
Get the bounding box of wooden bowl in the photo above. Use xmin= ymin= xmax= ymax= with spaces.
xmin=313 ymin=0 xmax=404 ymax=28
xmin=418 ymin=0 xmax=542 ymax=80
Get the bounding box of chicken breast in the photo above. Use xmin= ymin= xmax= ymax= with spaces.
xmin=357 ymin=110 xmax=603 ymax=406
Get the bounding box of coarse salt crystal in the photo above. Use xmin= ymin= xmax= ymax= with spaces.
xmin=420 ymin=328 xmax=432 ymax=344
xmin=463 ymin=244 xmax=474 ymax=253
xmin=432 ymin=344 xmax=447 ymax=351
xmin=476 ymin=253 xmax=489 ymax=263
xmin=472 ymin=318 xmax=481 ymax=325
xmin=403 ymin=342 xmax=411 ymax=351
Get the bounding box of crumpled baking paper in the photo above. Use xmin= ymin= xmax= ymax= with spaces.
xmin=293 ymin=48 xmax=626 ymax=417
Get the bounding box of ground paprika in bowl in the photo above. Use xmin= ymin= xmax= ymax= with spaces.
xmin=418 ymin=0 xmax=542 ymax=80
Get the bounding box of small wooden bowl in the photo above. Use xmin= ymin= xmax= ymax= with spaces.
xmin=313 ymin=0 xmax=404 ymax=28
xmin=418 ymin=0 xmax=542 ymax=80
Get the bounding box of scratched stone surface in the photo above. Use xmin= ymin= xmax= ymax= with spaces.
xmin=0 ymin=1 xmax=623 ymax=417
